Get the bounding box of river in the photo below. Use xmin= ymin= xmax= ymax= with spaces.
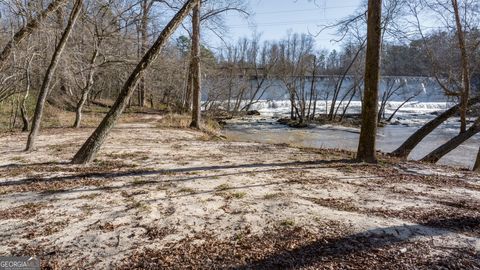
xmin=223 ymin=100 xmax=480 ymax=169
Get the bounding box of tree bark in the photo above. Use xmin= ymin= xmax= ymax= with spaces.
xmin=20 ymin=55 xmax=34 ymax=132
xmin=74 ymin=46 xmax=99 ymax=128
xmin=138 ymin=0 xmax=150 ymax=107
xmin=473 ymin=147 xmax=480 ymax=172
xmin=357 ymin=0 xmax=382 ymax=163
xmin=184 ymin=60 xmax=194 ymax=111
xmin=307 ymin=56 xmax=317 ymax=119
xmin=0 ymin=0 xmax=68 ymax=68
xmin=71 ymin=0 xmax=197 ymax=164
xmin=190 ymin=0 xmax=201 ymax=129
xmin=421 ymin=118 xmax=480 ymax=163
xmin=452 ymin=0 xmax=470 ymax=134
xmin=390 ymin=96 xmax=480 ymax=158
xmin=25 ymin=0 xmax=83 ymax=151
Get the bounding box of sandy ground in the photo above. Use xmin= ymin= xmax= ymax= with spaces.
xmin=0 ymin=114 xmax=479 ymax=269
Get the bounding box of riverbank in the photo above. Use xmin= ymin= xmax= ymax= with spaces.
xmin=225 ymin=115 xmax=480 ymax=169
xmin=1 ymin=114 xmax=479 ymax=269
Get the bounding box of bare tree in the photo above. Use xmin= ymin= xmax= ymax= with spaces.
xmin=391 ymin=0 xmax=480 ymax=159
xmin=357 ymin=0 xmax=382 ymax=163
xmin=74 ymin=42 xmax=99 ymax=128
xmin=26 ymin=0 xmax=83 ymax=151
xmin=71 ymin=0 xmax=198 ymax=164
xmin=391 ymin=96 xmax=480 ymax=158
xmin=190 ymin=0 xmax=201 ymax=128
xmin=421 ymin=117 xmax=480 ymax=163
xmin=20 ymin=53 xmax=36 ymax=132
xmin=0 ymin=0 xmax=69 ymax=68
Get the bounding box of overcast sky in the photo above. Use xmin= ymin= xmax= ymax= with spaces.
xmin=218 ymin=0 xmax=363 ymax=50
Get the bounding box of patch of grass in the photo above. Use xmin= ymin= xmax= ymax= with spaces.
xmin=156 ymin=113 xmax=221 ymax=135
xmin=93 ymin=159 xmax=137 ymax=169
xmin=121 ymin=190 xmax=149 ymax=198
xmin=171 ymin=144 xmax=182 ymax=149
xmin=340 ymin=165 xmax=355 ymax=173
xmin=279 ymin=219 xmax=295 ymax=227
xmin=129 ymin=200 xmax=150 ymax=212
xmin=79 ymin=203 xmax=95 ymax=215
xmin=156 ymin=182 xmax=177 ymax=191
xmin=105 ymin=151 xmax=149 ymax=161
xmin=178 ymin=187 xmax=196 ymax=194
xmin=216 ymin=191 xmax=247 ymax=200
xmin=157 ymin=114 xmax=192 ymax=128
xmin=231 ymin=192 xmax=246 ymax=199
xmin=160 ymin=170 xmax=178 ymax=176
xmin=131 ymin=179 xmax=153 ymax=186
xmin=263 ymin=192 xmax=286 ymax=200
xmin=215 ymin=183 xmax=231 ymax=191
xmin=47 ymin=144 xmax=66 ymax=153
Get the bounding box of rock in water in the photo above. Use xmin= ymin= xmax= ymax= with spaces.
xmin=247 ymin=110 xmax=261 ymax=116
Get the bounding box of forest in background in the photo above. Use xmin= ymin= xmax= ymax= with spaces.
xmin=1 ymin=0 xmax=479 ymax=124
xmin=0 ymin=1 xmax=480 ymax=268
xmin=0 ymin=0 xmax=479 ymax=166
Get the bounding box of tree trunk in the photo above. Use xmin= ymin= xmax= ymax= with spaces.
xmin=386 ymin=95 xmax=416 ymax=122
xmin=421 ymin=118 xmax=480 ymax=163
xmin=138 ymin=0 xmax=150 ymax=107
xmin=190 ymin=0 xmax=201 ymax=129
xmin=25 ymin=0 xmax=82 ymax=151
xmin=56 ymin=4 xmax=70 ymax=96
xmin=307 ymin=56 xmax=316 ymax=119
xmin=74 ymin=47 xmax=99 ymax=128
xmin=473 ymin=147 xmax=480 ymax=171
xmin=329 ymin=40 xmax=365 ymax=120
xmin=71 ymin=0 xmax=197 ymax=164
xmin=357 ymin=0 xmax=382 ymax=163
xmin=20 ymin=100 xmax=29 ymax=132
xmin=0 ymin=0 xmax=68 ymax=68
xmin=183 ymin=62 xmax=193 ymax=112
xmin=390 ymin=96 xmax=480 ymax=158
xmin=452 ymin=0 xmax=470 ymax=134
xmin=340 ymin=85 xmax=357 ymax=122
xmin=290 ymin=91 xmax=296 ymax=120
xmin=20 ymin=55 xmax=34 ymax=132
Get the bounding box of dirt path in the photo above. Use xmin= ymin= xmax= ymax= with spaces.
xmin=0 ymin=115 xmax=479 ymax=269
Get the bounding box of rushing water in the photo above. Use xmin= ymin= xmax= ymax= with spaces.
xmin=224 ymin=101 xmax=480 ymax=169
xmin=217 ymin=77 xmax=480 ymax=169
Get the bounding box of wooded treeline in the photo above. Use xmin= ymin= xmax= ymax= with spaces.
xmin=0 ymin=0 xmax=480 ymax=169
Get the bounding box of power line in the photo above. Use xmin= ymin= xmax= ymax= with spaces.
xmin=253 ymin=5 xmax=360 ymax=15
xmin=227 ymin=19 xmax=334 ymax=28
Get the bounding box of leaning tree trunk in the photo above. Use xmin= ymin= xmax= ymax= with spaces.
xmin=473 ymin=147 xmax=480 ymax=171
xmin=390 ymin=96 xmax=480 ymax=158
xmin=386 ymin=94 xmax=418 ymax=122
xmin=357 ymin=0 xmax=382 ymax=163
xmin=25 ymin=0 xmax=82 ymax=151
xmin=71 ymin=0 xmax=197 ymax=165
xmin=74 ymin=46 xmax=99 ymax=128
xmin=0 ymin=0 xmax=68 ymax=68
xmin=190 ymin=0 xmax=201 ymax=128
xmin=421 ymin=118 xmax=480 ymax=163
